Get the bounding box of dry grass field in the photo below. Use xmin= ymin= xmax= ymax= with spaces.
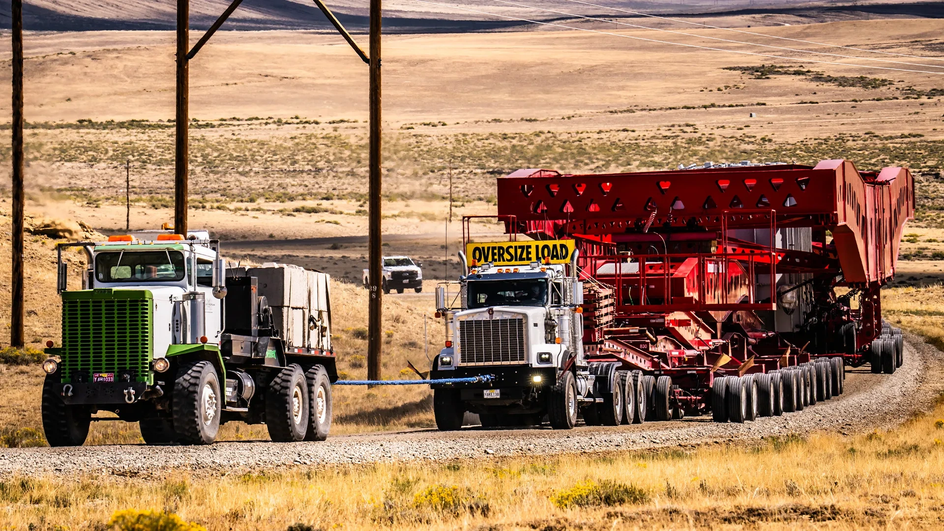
xmin=2 ymin=395 xmax=943 ymax=530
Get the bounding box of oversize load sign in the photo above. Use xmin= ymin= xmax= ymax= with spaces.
xmin=467 ymin=240 xmax=576 ymax=266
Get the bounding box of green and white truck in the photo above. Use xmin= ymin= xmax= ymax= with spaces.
xmin=41 ymin=229 xmax=336 ymax=446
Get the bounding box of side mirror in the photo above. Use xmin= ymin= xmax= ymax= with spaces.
xmin=212 ymin=257 xmax=227 ymax=299
xmin=417 ymin=263 xmax=424 ymax=268
xmin=57 ymin=262 xmax=68 ymax=294
xmin=435 ymin=286 xmax=446 ymax=311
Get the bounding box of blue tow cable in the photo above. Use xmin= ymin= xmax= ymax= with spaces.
xmin=334 ymin=375 xmax=494 ymax=386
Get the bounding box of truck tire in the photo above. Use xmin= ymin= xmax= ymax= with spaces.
xmin=42 ymin=375 xmax=91 ymax=447
xmin=547 ymin=370 xmax=578 ymax=430
xmin=631 ymin=371 xmax=647 ymax=424
xmin=726 ymin=376 xmax=747 ymax=423
xmin=171 ymin=361 xmax=222 ymax=445
xmin=654 ymin=376 xmax=672 ymax=421
xmin=870 ymin=339 xmax=884 ymax=374
xmin=140 ymin=416 xmax=176 ymax=445
xmin=756 ymin=373 xmax=774 ymax=417
xmin=600 ymin=366 xmax=623 ymax=426
xmin=620 ymin=371 xmax=635 ymax=425
xmin=433 ymin=388 xmax=464 ymax=431
xmin=397 ymin=288 xmax=404 ymax=294
xmin=711 ymin=375 xmax=728 ymax=423
xmin=744 ymin=374 xmax=758 ymax=421
xmin=266 ymin=364 xmax=310 ymax=442
xmin=382 ymin=280 xmax=390 ymax=294
xmin=415 ymin=287 xmax=423 ymax=293
xmin=770 ymin=371 xmax=784 ymax=416
xmin=782 ymin=370 xmax=798 ymax=413
xmin=304 ymin=365 xmax=332 ymax=441
xmin=881 ymin=339 xmax=896 ymax=374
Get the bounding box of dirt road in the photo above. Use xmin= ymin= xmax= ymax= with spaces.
xmin=0 ymin=334 xmax=939 ymax=477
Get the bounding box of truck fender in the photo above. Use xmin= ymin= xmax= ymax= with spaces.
xmin=165 ymin=344 xmax=226 ymax=382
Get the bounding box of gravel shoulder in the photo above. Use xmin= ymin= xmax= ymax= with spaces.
xmin=1 ymin=334 xmax=941 ymax=477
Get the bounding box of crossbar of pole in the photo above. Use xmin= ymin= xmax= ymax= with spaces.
xmin=10 ymin=0 xmax=25 ymax=348
xmin=187 ymin=0 xmax=244 ymax=61
xmin=311 ymin=0 xmax=370 ymax=64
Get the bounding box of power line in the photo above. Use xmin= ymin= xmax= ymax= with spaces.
xmin=492 ymin=0 xmax=944 ymax=70
xmin=560 ymin=0 xmax=944 ymax=62
xmin=409 ymin=0 xmax=944 ymax=76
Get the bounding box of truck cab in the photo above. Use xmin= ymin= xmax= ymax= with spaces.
xmin=41 ymin=229 xmax=336 ymax=447
xmin=431 ymin=240 xmax=596 ymax=430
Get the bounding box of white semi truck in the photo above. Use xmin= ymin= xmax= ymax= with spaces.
xmin=431 ymin=239 xmax=636 ymax=430
xmin=41 ymin=229 xmax=336 ymax=446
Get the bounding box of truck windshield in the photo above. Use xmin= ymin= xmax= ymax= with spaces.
xmin=468 ymin=280 xmax=547 ymax=308
xmin=96 ymin=250 xmax=186 ymax=283
xmin=384 ymin=258 xmax=414 ymax=267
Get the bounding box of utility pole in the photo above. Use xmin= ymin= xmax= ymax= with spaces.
xmin=175 ymin=0 xmax=189 ymax=237
xmin=367 ymin=0 xmax=383 ymax=383
xmin=10 ymin=0 xmax=25 ymax=348
xmin=126 ymin=160 xmax=131 ymax=231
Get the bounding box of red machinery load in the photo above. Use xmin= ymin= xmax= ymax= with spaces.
xmin=490 ymin=159 xmax=913 ymax=420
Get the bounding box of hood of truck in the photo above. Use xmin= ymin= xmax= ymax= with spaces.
xmin=454 ymin=305 xmax=545 ymax=322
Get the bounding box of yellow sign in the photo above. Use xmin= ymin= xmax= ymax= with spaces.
xmin=466 ymin=240 xmax=576 ymax=266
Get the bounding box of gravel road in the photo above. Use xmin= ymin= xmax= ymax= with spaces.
xmin=1 ymin=334 xmax=941 ymax=477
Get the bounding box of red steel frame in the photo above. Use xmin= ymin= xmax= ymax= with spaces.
xmin=483 ymin=160 xmax=914 ymax=415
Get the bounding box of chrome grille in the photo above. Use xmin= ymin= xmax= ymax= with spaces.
xmin=458 ymin=318 xmax=526 ymax=365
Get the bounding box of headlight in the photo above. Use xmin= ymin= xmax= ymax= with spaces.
xmin=532 ymin=375 xmax=543 ymax=384
xmin=42 ymin=359 xmax=59 ymax=374
xmin=416 ymin=271 xmax=422 ymax=279
xmin=440 ymin=356 xmax=453 ymax=366
xmin=538 ymin=352 xmax=552 ymax=363
xmin=152 ymin=358 xmax=171 ymax=373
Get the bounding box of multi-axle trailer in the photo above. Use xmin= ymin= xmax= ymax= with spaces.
xmin=432 ymin=160 xmax=913 ymax=428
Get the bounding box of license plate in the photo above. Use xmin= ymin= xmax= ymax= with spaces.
xmin=93 ymin=373 xmax=114 ymax=383
xmin=483 ymin=389 xmax=500 ymax=399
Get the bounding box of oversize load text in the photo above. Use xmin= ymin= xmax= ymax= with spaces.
xmin=467 ymin=240 xmax=575 ymax=266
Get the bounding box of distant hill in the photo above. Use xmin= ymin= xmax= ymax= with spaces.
xmin=1 ymin=0 xmax=942 ymax=32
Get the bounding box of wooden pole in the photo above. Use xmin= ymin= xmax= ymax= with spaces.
xmin=126 ymin=160 xmax=131 ymax=230
xmin=10 ymin=0 xmax=25 ymax=348
xmin=367 ymin=0 xmax=383 ymax=383
xmin=174 ymin=0 xmax=189 ymax=237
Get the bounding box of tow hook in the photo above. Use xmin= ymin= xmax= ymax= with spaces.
xmin=123 ymin=387 xmax=137 ymax=404
xmin=61 ymin=384 xmax=73 ymax=398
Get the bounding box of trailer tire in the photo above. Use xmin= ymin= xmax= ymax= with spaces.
xmin=830 ymin=358 xmax=843 ymax=395
xmin=620 ymin=371 xmax=635 ymax=425
xmin=654 ymin=376 xmax=672 ymax=421
xmin=895 ymin=333 xmax=904 ymax=368
xmin=726 ymin=376 xmax=747 ymax=423
xmin=782 ymin=370 xmax=798 ymax=413
xmin=600 ymin=367 xmax=623 ymax=426
xmin=644 ymin=375 xmax=657 ymax=419
xmin=304 ymin=365 xmax=332 ymax=441
xmin=841 ymin=322 xmax=857 ymax=354
xmin=631 ymin=371 xmax=647 ymax=424
xmin=881 ymin=338 xmax=896 ymax=374
xmin=171 ymin=361 xmax=222 ymax=445
xmin=711 ymin=376 xmax=728 ymax=423
xmin=42 ymin=375 xmax=91 ymax=447
xmin=805 ymin=365 xmax=817 ymax=406
xmin=756 ymin=373 xmax=775 ymax=417
xmin=823 ymin=361 xmax=834 ymax=400
xmin=814 ymin=362 xmax=828 ymax=401
xmin=265 ymin=364 xmax=309 ymax=442
xmin=870 ymin=339 xmax=884 ymax=374
xmin=548 ymin=370 xmax=578 ymax=430
xmin=744 ymin=374 xmax=759 ymax=421
xmin=770 ymin=371 xmax=784 ymax=416
xmin=140 ymin=416 xmax=176 ymax=445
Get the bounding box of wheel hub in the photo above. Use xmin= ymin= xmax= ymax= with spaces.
xmin=316 ymin=385 xmax=327 ymax=424
xmin=202 ymin=383 xmax=218 ymax=425
xmin=292 ymin=385 xmax=304 ymax=425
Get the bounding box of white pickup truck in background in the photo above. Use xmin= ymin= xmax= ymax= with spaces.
xmin=363 ymin=256 xmax=423 ymax=294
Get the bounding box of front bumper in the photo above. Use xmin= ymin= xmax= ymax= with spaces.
xmin=431 ymin=366 xmax=557 ymax=389
xmin=387 ymin=277 xmax=422 ymax=289
xmin=54 ymin=381 xmax=149 ymax=405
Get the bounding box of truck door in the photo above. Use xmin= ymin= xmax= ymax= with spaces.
xmin=196 ymin=258 xmax=223 ymax=343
